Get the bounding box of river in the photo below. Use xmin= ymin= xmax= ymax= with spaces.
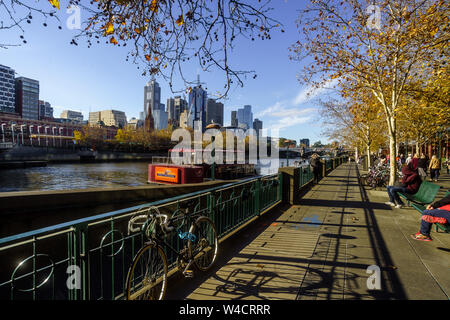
xmin=0 ymin=158 xmax=307 ymax=192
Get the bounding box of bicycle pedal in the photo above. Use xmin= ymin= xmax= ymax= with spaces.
xmin=183 ymin=270 xmax=194 ymax=278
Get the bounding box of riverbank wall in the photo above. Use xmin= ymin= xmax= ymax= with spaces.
xmin=0 ymin=145 xmax=167 ymax=164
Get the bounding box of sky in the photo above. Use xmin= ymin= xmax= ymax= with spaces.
xmin=0 ymin=0 xmax=336 ymax=144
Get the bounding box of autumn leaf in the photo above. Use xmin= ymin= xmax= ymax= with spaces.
xmin=150 ymin=0 xmax=159 ymax=13
xmin=48 ymin=0 xmax=60 ymax=9
xmin=176 ymin=15 xmax=184 ymax=27
xmin=110 ymin=37 xmax=118 ymax=45
xmin=105 ymin=21 xmax=114 ymax=35
xmin=145 ymin=54 xmax=151 ymax=61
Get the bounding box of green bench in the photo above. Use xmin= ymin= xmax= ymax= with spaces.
xmin=398 ymin=181 xmax=441 ymax=206
xmin=411 ymin=191 xmax=450 ymax=233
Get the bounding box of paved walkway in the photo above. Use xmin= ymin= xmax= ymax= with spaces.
xmin=166 ymin=163 xmax=450 ymax=300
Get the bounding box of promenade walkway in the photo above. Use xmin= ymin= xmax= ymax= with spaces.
xmin=166 ymin=162 xmax=450 ymax=300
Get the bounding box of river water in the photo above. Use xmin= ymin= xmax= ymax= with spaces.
xmin=0 ymin=158 xmax=306 ymax=192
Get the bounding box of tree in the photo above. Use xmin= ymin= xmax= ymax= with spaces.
xmin=291 ymin=0 xmax=449 ymax=184
xmin=2 ymin=0 xmax=281 ymax=98
xmin=312 ymin=141 xmax=324 ymax=148
xmin=320 ymin=91 xmax=387 ymax=168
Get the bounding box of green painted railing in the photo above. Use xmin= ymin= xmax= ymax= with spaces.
xmin=299 ymin=166 xmax=314 ymax=188
xmin=0 ymin=173 xmax=282 ymax=300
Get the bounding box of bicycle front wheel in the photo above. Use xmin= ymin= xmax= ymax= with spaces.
xmin=188 ymin=216 xmax=219 ymax=272
xmin=126 ymin=242 xmax=168 ymax=300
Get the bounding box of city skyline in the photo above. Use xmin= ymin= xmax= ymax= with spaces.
xmin=0 ymin=1 xmax=330 ymax=143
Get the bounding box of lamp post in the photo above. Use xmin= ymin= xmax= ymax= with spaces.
xmin=211 ymin=135 xmax=215 ymax=181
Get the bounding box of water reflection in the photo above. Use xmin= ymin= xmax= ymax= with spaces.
xmin=0 ymin=162 xmax=150 ymax=192
xmin=0 ymin=158 xmax=308 ymax=192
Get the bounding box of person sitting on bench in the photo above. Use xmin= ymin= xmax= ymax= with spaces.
xmin=385 ymin=162 xmax=421 ymax=209
xmin=411 ymin=193 xmax=450 ymax=241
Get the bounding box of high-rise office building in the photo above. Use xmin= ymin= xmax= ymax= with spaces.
xmin=237 ymin=105 xmax=253 ymax=129
xmin=187 ymin=85 xmax=207 ymax=131
xmin=166 ymin=97 xmax=175 ymax=124
xmin=153 ymin=109 xmax=168 ymax=130
xmin=253 ymin=118 xmax=263 ymax=133
xmin=173 ymin=95 xmax=187 ymax=127
xmin=0 ymin=64 xmax=16 ymax=114
xmin=38 ymin=100 xmax=53 ymax=120
xmin=143 ymin=79 xmax=161 ymax=130
xmin=300 ymin=138 xmax=310 ymax=147
xmin=206 ymin=98 xmax=224 ymax=126
xmin=61 ymin=110 xmax=84 ymax=122
xmin=231 ymin=111 xmax=238 ymax=127
xmin=15 ymin=77 xmax=39 ymax=120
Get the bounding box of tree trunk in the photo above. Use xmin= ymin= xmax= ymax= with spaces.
xmin=367 ymin=144 xmax=371 ymax=168
xmin=389 ymin=132 xmax=397 ymax=186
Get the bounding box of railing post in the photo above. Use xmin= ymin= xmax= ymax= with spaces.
xmin=256 ymin=178 xmax=261 ymax=215
xmin=278 ymin=172 xmax=283 ymax=202
xmin=73 ymin=223 xmax=89 ymax=300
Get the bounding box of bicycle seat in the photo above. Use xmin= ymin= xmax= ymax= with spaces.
xmin=179 ymin=199 xmax=197 ymax=210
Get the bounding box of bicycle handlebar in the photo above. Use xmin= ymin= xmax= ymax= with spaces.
xmin=128 ymin=206 xmax=174 ymax=235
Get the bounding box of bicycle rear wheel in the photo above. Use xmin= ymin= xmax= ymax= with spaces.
xmin=126 ymin=242 xmax=168 ymax=300
xmin=188 ymin=216 xmax=218 ymax=272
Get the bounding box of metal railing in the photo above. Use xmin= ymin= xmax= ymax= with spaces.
xmin=0 ymin=173 xmax=282 ymax=300
xmin=299 ymin=165 xmax=314 ymax=188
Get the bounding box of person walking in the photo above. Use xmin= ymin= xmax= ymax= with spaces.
xmin=417 ymin=154 xmax=427 ymax=180
xmin=411 ymin=193 xmax=450 ymax=241
xmin=428 ymin=155 xmax=441 ymax=182
xmin=410 ymin=153 xmax=419 ymax=170
xmin=385 ymin=162 xmax=422 ymax=209
xmin=310 ymin=153 xmax=321 ymax=184
xmin=405 ymin=153 xmax=412 ymax=165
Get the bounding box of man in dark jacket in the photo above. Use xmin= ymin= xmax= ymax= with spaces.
xmin=385 ymin=163 xmax=422 ymax=208
xmin=310 ymin=154 xmax=321 ymax=184
xmin=411 ymin=193 xmax=450 ymax=241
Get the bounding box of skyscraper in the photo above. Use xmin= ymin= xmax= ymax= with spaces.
xmin=166 ymin=97 xmax=175 ymax=125
xmin=253 ymin=118 xmax=263 ymax=133
xmin=173 ymin=95 xmax=187 ymax=127
xmin=0 ymin=64 xmax=16 ymax=114
xmin=188 ymin=85 xmax=207 ymax=131
xmin=143 ymin=79 xmax=161 ymax=130
xmin=206 ymin=98 xmax=224 ymax=126
xmin=15 ymin=77 xmax=39 ymax=120
xmin=237 ymin=105 xmax=253 ymax=129
xmin=231 ymin=111 xmax=238 ymax=127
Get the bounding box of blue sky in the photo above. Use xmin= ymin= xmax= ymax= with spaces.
xmin=0 ymin=0 xmax=334 ymax=144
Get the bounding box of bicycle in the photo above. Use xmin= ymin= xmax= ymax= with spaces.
xmin=125 ymin=199 xmax=219 ymax=300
